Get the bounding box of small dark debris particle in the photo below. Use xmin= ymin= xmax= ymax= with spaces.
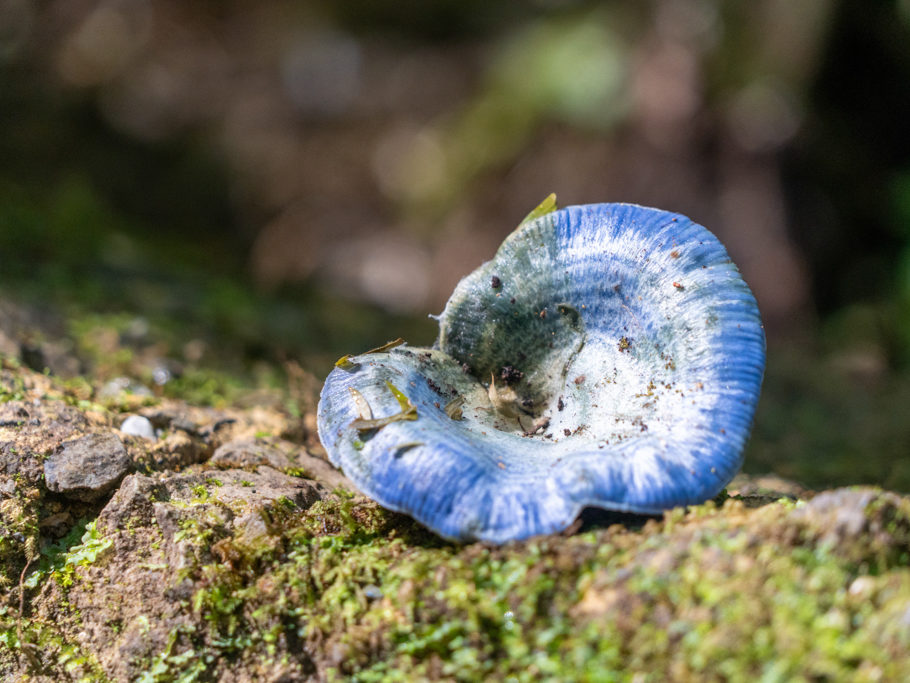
xmin=618 ymin=336 xmax=631 ymax=353
xmin=613 ymin=284 xmax=621 ymax=293
xmin=426 ymin=378 xmax=443 ymax=394
xmin=574 ymin=375 xmax=586 ymax=385
xmin=500 ymin=365 xmax=524 ymax=385
xmin=461 ymin=363 xmax=472 ymax=374
xmin=563 ymin=429 xmax=571 ymax=437
xmin=521 ymin=397 xmax=534 ymax=409
xmin=510 ymin=297 xmax=516 ymax=304
xmin=434 ymin=401 xmax=440 ymax=409
xmin=525 ymin=417 xmax=550 ymax=435
xmin=539 ymin=309 xmax=547 ymax=319
xmin=557 ymin=396 xmax=565 ymax=411
xmin=491 ymin=276 xmax=502 ymax=289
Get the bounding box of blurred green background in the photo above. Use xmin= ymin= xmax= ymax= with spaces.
xmin=1 ymin=0 xmax=909 ymax=490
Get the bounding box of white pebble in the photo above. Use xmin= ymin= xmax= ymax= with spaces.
xmin=120 ymin=415 xmax=156 ymax=441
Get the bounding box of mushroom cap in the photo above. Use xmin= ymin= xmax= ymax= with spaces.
xmin=317 ymin=203 xmax=765 ymax=543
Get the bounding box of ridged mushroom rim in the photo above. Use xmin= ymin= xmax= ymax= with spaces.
xmin=317 ymin=200 xmax=766 ymax=544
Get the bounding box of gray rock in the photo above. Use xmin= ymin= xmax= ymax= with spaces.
xmin=790 ymin=487 xmax=907 ymax=555
xmin=211 ymin=437 xmax=353 ymax=491
xmin=147 ymin=432 xmax=211 ymax=470
xmin=98 ymin=473 xmax=164 ymax=529
xmin=795 ymin=488 xmax=878 ymax=539
xmin=0 ymin=475 xmax=15 ymax=496
xmin=193 ymin=467 xmax=323 ymax=510
xmin=210 ymin=438 xmax=295 ymax=471
xmin=102 ymin=468 xmax=324 ymax=540
xmin=234 ymin=509 xmax=271 ymax=541
xmin=136 ymin=468 xmax=324 ymax=567
xmin=44 ymin=432 xmax=131 ymax=501
xmin=120 ymin=415 xmax=156 ymax=441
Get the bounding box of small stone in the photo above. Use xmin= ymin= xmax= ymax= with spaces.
xmin=848 ymin=576 xmax=876 ymax=598
xmin=363 ymin=584 xmax=383 ymax=600
xmin=44 ymin=433 xmax=131 ymax=501
xmin=152 ymin=366 xmax=171 ymax=386
xmin=120 ymin=415 xmax=156 ymax=441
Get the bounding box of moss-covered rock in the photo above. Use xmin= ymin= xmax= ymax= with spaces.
xmin=2 ymin=302 xmax=910 ymax=681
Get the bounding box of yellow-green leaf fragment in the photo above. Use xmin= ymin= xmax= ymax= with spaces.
xmin=335 ymin=355 xmax=358 ymax=370
xmin=335 ymin=339 xmax=406 ymax=371
xmin=365 ymin=338 xmax=406 ymax=354
xmin=350 ymin=381 xmax=418 ymax=431
xmin=351 ymin=412 xmax=418 ymax=431
xmin=520 ymin=193 xmax=558 ymax=226
xmin=444 ymin=396 xmax=465 ymax=420
xmin=385 ymin=380 xmax=415 ymax=413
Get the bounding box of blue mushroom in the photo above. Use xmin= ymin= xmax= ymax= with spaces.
xmin=317 ymin=202 xmax=766 ymax=543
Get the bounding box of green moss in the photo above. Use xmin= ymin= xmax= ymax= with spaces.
xmin=22 ymin=519 xmax=112 ymax=591
xmin=0 ymin=366 xmax=26 ymax=403
xmin=136 ymin=625 xmax=208 ymax=683
xmin=162 ymin=368 xmax=242 ymax=408
xmin=189 ymin=484 xmax=210 ymax=503
xmin=2 ymin=518 xmax=113 ymax=679
xmin=0 ymin=481 xmax=41 ymax=583
xmin=0 ymin=609 xmax=110 ymax=682
xmin=7 ymin=469 xmax=910 ymax=681
xmin=123 ymin=493 xmax=910 ymax=681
